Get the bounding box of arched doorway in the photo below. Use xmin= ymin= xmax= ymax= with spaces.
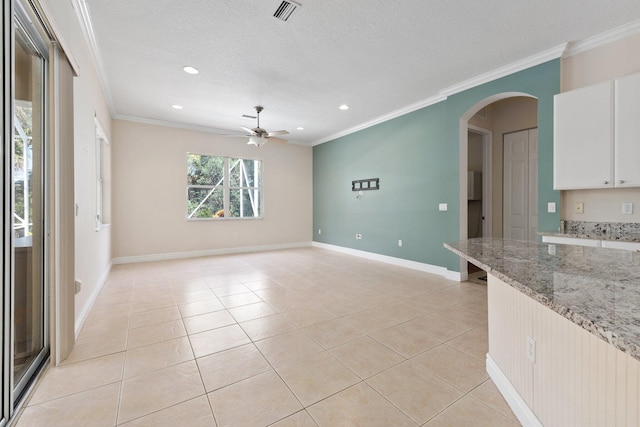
xmin=458 ymin=93 xmax=539 ymax=277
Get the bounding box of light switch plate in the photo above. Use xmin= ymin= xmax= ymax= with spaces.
xmin=574 ymin=202 xmax=584 ymax=214
xmin=526 ymin=336 xmax=536 ymax=363
xmin=439 ymin=203 xmax=448 ymax=211
xmin=547 ymin=202 xmax=556 ymax=213
xmin=622 ymin=202 xmax=633 ymax=215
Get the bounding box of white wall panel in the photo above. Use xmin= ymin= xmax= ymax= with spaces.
xmin=489 ymin=274 xmax=640 ymax=426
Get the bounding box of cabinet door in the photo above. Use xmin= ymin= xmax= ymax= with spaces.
xmin=553 ymin=81 xmax=614 ymax=190
xmin=615 ymin=72 xmax=640 ymax=187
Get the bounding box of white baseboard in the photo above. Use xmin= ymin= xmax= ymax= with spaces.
xmin=74 ymin=260 xmax=113 ymax=338
xmin=112 ymin=241 xmax=313 ymax=265
xmin=486 ymin=354 xmax=543 ymax=427
xmin=312 ymin=242 xmax=462 ymax=281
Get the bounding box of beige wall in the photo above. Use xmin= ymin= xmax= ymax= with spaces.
xmin=41 ymin=0 xmax=113 ymax=332
xmin=112 ymin=120 xmax=312 ymax=259
xmin=469 ymin=97 xmax=538 ymax=237
xmin=561 ymin=33 xmax=640 ymax=222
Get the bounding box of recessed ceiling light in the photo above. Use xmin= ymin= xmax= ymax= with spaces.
xmin=172 ymin=104 xmax=183 ymax=110
xmin=339 ymin=104 xmax=349 ymax=110
xmin=183 ymin=66 xmax=199 ymax=75
xmin=297 ymin=127 xmax=304 ymax=130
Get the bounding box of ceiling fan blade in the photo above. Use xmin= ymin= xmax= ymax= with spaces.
xmin=267 ymin=130 xmax=289 ymax=137
xmin=240 ymin=126 xmax=257 ymax=136
xmin=267 ymin=137 xmax=288 ymax=143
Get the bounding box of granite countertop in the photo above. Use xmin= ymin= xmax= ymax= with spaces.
xmin=445 ymin=238 xmax=640 ymax=361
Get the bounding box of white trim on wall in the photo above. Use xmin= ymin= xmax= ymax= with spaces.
xmin=112 ymin=241 xmax=313 ymax=265
xmin=563 ymin=18 xmax=640 ymax=57
xmin=74 ymin=261 xmax=112 ymax=338
xmin=487 ymin=354 xmax=544 ymax=427
xmin=69 ymin=0 xmax=115 ymax=112
xmin=312 ymin=242 xmax=463 ymax=282
xmin=440 ymin=44 xmax=567 ymax=97
xmin=312 ymin=43 xmax=566 ymax=146
xmin=311 ymin=94 xmax=447 ymax=146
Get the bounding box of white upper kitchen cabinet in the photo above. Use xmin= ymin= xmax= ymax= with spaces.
xmin=553 ymin=80 xmax=614 ymax=190
xmin=615 ymin=72 xmax=640 ymax=187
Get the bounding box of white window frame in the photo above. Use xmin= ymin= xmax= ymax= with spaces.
xmin=95 ymin=118 xmax=110 ymax=230
xmin=187 ymin=153 xmax=263 ymax=220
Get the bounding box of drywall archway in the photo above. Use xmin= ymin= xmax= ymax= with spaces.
xmin=458 ymin=92 xmax=538 ymax=278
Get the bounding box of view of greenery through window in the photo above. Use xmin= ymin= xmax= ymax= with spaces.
xmin=187 ymin=154 xmax=262 ymax=219
xmin=14 ymin=104 xmax=33 ymax=237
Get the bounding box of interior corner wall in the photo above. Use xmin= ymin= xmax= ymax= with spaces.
xmin=40 ymin=0 xmax=113 ymax=331
xmin=313 ymin=60 xmax=561 ymax=273
xmin=111 ymin=120 xmax=312 ymax=259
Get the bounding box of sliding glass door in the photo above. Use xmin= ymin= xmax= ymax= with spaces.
xmin=1 ymin=2 xmax=50 ymax=423
xmin=1 ymin=1 xmax=9 ymax=424
xmin=12 ymin=17 xmax=48 ymax=399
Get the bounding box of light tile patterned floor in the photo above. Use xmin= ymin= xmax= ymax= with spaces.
xmin=14 ymin=248 xmax=521 ymax=426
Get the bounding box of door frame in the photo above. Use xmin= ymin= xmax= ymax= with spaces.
xmin=8 ymin=0 xmax=52 ymax=414
xmin=458 ymin=92 xmax=537 ymax=278
xmin=2 ymin=0 xmax=12 ymax=424
xmin=468 ymin=125 xmax=493 ymax=238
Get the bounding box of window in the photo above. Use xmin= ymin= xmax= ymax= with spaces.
xmin=95 ymin=119 xmax=110 ymax=229
xmin=187 ymin=154 xmax=262 ymax=219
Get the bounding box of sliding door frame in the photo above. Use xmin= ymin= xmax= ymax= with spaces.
xmin=6 ymin=0 xmax=51 ymax=416
xmin=1 ymin=0 xmax=13 ymax=424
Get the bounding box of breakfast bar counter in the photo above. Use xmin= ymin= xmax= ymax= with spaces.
xmin=445 ymin=238 xmax=640 ymax=427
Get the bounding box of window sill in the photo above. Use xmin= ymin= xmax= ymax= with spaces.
xmin=186 ymin=217 xmax=263 ymax=222
xmin=95 ymin=223 xmax=111 ymax=232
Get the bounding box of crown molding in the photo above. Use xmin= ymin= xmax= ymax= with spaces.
xmin=563 ymin=18 xmax=640 ymax=57
xmin=311 ymin=94 xmax=447 ymax=146
xmin=439 ymin=43 xmax=568 ymax=97
xmin=312 ymin=43 xmax=566 ymax=146
xmin=71 ymin=0 xmax=116 ymax=114
xmin=113 ymin=114 xmax=309 ymax=145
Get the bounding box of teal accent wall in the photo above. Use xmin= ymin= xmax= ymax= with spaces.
xmin=313 ymin=59 xmax=561 ymax=273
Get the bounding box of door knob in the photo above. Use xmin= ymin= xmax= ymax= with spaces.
xmin=603 ymin=181 xmax=609 ymax=185
xmin=619 ymin=180 xmax=625 ymax=184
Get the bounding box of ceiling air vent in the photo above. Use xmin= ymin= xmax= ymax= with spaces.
xmin=273 ymin=1 xmax=301 ymax=22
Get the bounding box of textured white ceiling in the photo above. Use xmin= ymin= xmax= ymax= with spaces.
xmin=84 ymin=0 xmax=640 ymax=144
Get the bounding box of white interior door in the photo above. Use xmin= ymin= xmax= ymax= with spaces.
xmin=528 ymin=129 xmax=538 ymax=241
xmin=504 ymin=129 xmax=538 ymax=241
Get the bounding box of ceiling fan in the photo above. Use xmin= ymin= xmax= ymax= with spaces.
xmin=239 ymin=106 xmax=289 ymax=147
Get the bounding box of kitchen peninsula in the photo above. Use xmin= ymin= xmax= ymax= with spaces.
xmin=445 ymin=238 xmax=640 ymax=427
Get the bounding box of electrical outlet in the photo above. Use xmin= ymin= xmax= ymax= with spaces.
xmin=526 ymin=336 xmax=536 ymax=363
xmin=547 ymin=202 xmax=556 ymax=213
xmin=439 ymin=203 xmax=448 ymax=211
xmin=574 ymin=202 xmax=584 ymax=214
xmin=318 ymin=228 xmax=322 ymax=235
xmin=398 ymin=239 xmax=402 ymax=247
xmin=548 ymin=244 xmax=556 ymax=255
xmin=622 ymin=202 xmax=633 ymax=215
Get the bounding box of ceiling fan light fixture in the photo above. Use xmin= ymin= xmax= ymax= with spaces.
xmin=182 ymin=66 xmax=199 ymax=75
xmin=248 ymin=136 xmax=268 ymax=147
xmin=339 ymin=104 xmax=349 ymax=110
xmin=172 ymin=104 xmax=183 ymax=110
